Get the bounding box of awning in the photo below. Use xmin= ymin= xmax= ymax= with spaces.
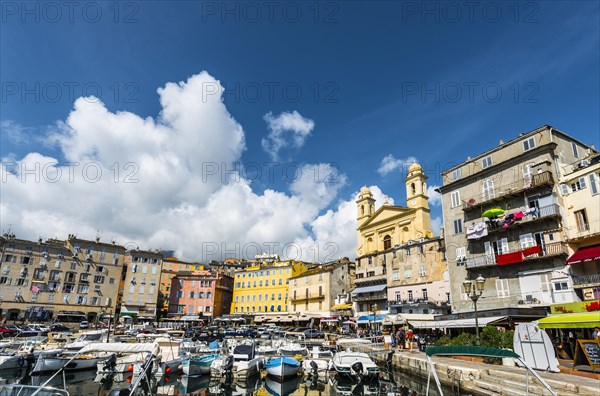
xmin=567 ymin=244 xmax=600 ymax=264
xmin=120 ymin=312 xmax=138 ymax=318
xmin=410 ymin=316 xmax=507 ymax=329
xmin=181 ymin=315 xmax=202 ymax=321
xmin=383 ymin=314 xmax=406 ymax=325
xmin=357 ymin=314 xmax=386 ymax=324
xmin=331 ymin=303 xmax=353 ymax=310
xmin=320 ymin=317 xmax=339 ymax=323
xmin=351 ymin=284 xmax=387 ymax=294
xmin=537 ymin=312 xmax=600 ymax=329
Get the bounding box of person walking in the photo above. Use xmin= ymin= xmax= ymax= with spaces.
xmin=406 ymin=328 xmax=414 ymax=351
xmin=397 ymin=328 xmax=405 ymax=351
xmin=593 ymin=327 xmax=600 ymax=341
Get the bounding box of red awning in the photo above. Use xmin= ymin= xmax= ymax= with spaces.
xmin=567 ymin=245 xmax=600 ymax=264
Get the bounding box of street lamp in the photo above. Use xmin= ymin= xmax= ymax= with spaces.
xmin=371 ymin=303 xmax=378 ymax=334
xmin=296 ymin=312 xmax=300 ymax=328
xmin=463 ymin=275 xmax=486 ymax=345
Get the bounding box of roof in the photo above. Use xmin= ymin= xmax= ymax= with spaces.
xmin=351 ymin=284 xmax=387 ymax=294
xmin=425 ymin=346 xmax=520 ymax=359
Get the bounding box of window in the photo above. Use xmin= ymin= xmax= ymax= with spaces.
xmin=422 ymin=289 xmax=428 ymax=300
xmin=189 ymin=291 xmax=195 ymax=298
xmin=383 ymin=235 xmax=392 ymax=250
xmin=482 ymin=178 xmax=495 ymax=200
xmin=404 ymin=269 xmax=412 ymax=278
xmin=522 ymin=137 xmax=536 ymax=151
xmin=151 ymin=266 xmax=157 ymax=275
xmin=419 ymin=265 xmax=426 ymax=277
xmin=451 ymin=168 xmax=462 ymax=180
xmin=450 ymin=191 xmax=460 ymax=208
xmin=482 ymin=156 xmax=493 ymax=169
xmin=3 ymin=254 xmax=16 ymax=262
xmin=0 ymin=277 xmax=11 ymax=285
xmin=572 ymin=142 xmax=579 ymax=158
xmin=574 ymin=209 xmax=589 ymax=232
xmin=278 ymin=279 xmax=282 ymax=285
xmin=392 ymin=272 xmax=400 ymax=280
xmin=560 ymin=184 xmax=570 ymax=195
xmin=589 ymin=174 xmax=599 ymax=196
xmin=109 ymin=278 xmax=115 ymax=284
xmin=519 ymin=233 xmax=536 ymax=249
xmin=20 ymin=256 xmax=31 ymax=264
xmin=554 ymin=281 xmax=569 ymax=291
xmin=453 ymin=219 xmax=463 ymax=234
xmin=496 ymin=279 xmax=510 ymax=298
xmin=93 ymin=275 xmax=105 ymax=284
xmin=540 ymin=273 xmax=551 ymax=292
xmin=571 ymin=177 xmax=587 ymax=192
xmin=15 ymin=278 xmax=27 ymax=286
xmin=407 ymin=290 xmax=413 ymax=301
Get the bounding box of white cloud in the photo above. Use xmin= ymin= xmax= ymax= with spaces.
xmin=1 ymin=120 xmax=32 ymax=145
xmin=377 ymin=154 xmax=418 ymax=176
xmin=262 ymin=110 xmax=315 ymax=161
xmin=0 ymin=72 xmax=352 ymax=262
xmin=430 ymin=216 xmax=443 ymax=236
xmin=427 ymin=185 xmax=442 ymax=206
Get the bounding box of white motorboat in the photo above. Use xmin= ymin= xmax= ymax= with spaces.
xmin=0 ymin=384 xmax=69 ymax=396
xmin=328 ymin=351 xmax=380 ymax=381
xmin=62 ymin=330 xmax=107 ymax=351
xmin=32 ymin=352 xmax=109 ymax=374
xmin=264 ymin=356 xmax=300 ymax=379
xmin=181 ymin=353 xmax=220 ymax=376
xmin=302 ymin=357 xmax=330 ymax=378
xmin=0 ymin=353 xmax=27 ymax=370
xmin=211 ymin=343 xmax=264 ymax=381
xmin=94 ymin=342 xmax=161 ymax=375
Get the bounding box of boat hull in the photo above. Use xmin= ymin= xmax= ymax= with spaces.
xmin=32 ymin=355 xmax=106 ymax=374
xmin=0 ymin=354 xmax=27 ymax=370
xmin=265 ymin=357 xmax=300 ymax=379
xmin=182 ymin=354 xmax=219 ymax=376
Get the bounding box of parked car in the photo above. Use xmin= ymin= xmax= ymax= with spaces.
xmin=49 ymin=323 xmax=71 ymax=332
xmin=79 ymin=321 xmax=89 ymax=329
xmin=303 ymin=329 xmax=324 ymax=338
xmin=0 ymin=326 xmax=17 ymax=334
xmin=28 ymin=324 xmax=51 ymax=333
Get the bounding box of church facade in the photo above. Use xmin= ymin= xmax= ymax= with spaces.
xmin=353 ymin=163 xmax=450 ymax=317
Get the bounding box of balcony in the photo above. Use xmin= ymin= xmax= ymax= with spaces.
xmin=291 ymin=294 xmax=325 ymax=303
xmin=355 ymin=273 xmax=388 ymax=284
xmin=354 ymin=292 xmax=387 ymax=302
xmin=475 ymin=204 xmax=561 ymax=238
xmin=462 ymin=171 xmax=553 ymax=211
xmin=572 ymin=274 xmax=600 ymax=288
xmin=465 ymin=242 xmax=568 ymax=269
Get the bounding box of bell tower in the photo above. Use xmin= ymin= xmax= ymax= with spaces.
xmin=405 ymin=162 xmax=433 ymax=237
xmin=356 ymin=186 xmax=375 ymax=227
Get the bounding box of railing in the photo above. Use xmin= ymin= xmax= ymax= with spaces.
xmin=465 ymin=242 xmax=567 ymax=269
xmin=462 ymin=171 xmax=553 ymax=211
xmin=290 ymin=294 xmax=325 ymax=303
xmin=572 ymin=274 xmax=600 ymax=286
xmin=354 ymin=292 xmax=388 ymax=302
xmin=356 ymin=273 xmax=388 ymax=283
xmin=481 ymin=204 xmax=560 ymax=236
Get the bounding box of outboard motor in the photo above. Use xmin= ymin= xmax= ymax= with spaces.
xmin=102 ymin=354 xmax=117 ymax=372
xmin=309 ymin=360 xmax=319 ymax=379
xmin=222 ymin=355 xmax=234 ymax=374
xmin=350 ymin=361 xmax=364 ymax=380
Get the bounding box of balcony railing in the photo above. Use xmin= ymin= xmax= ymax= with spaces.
xmin=354 ymin=292 xmax=388 ymax=302
xmin=355 ymin=273 xmax=388 ymax=283
xmin=290 ymin=294 xmax=325 ymax=303
xmin=477 ymin=204 xmax=561 ymax=237
xmin=462 ymin=171 xmax=553 ymax=211
xmin=572 ymin=274 xmax=600 ymax=287
xmin=465 ymin=242 xmax=567 ymax=269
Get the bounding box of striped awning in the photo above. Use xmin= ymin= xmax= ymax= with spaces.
xmin=331 ymin=303 xmax=352 ymax=310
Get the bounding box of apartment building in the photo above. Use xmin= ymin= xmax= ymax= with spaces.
xmin=230 ymin=258 xmax=308 ymax=316
xmin=168 ymin=270 xmax=233 ymax=318
xmin=120 ymin=249 xmax=163 ymax=321
xmin=354 ymin=162 xmax=435 ymax=316
xmin=288 ymin=258 xmax=355 ymax=316
xmin=158 ymin=257 xmax=204 ymax=317
xmin=0 ymin=234 xmax=125 ymax=322
xmin=386 ymin=236 xmax=451 ymax=316
xmin=561 ymin=153 xmax=600 ymax=301
xmin=437 ymin=125 xmax=595 ymax=316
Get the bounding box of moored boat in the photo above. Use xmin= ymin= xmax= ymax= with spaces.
xmin=181 ymin=353 xmax=220 ymax=376
xmin=328 ymin=351 xmax=379 ymax=381
xmin=264 ymin=356 xmax=300 ymax=379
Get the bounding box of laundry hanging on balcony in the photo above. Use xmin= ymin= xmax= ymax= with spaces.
xmin=466 ymin=222 xmax=488 ymax=239
xmin=496 ymin=251 xmax=524 ymax=265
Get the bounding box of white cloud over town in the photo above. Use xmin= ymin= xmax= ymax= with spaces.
xmin=262 ymin=110 xmax=315 ymax=161
xmin=377 ymin=154 xmax=418 ymax=176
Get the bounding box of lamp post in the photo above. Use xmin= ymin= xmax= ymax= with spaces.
xmin=371 ymin=303 xmax=378 ymax=334
xmin=463 ymin=275 xmax=486 ymax=345
xmin=296 ymin=311 xmax=300 ymax=328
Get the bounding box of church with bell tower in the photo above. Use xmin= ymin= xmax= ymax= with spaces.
xmin=352 ymin=162 xmax=448 ymax=317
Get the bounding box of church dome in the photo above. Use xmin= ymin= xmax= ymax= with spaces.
xmin=408 ymin=162 xmax=422 ymax=172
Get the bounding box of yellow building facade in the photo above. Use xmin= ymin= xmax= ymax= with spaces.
xmin=230 ymin=260 xmax=308 ymax=315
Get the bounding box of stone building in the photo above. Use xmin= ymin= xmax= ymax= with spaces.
xmin=120 ymin=249 xmax=163 ymax=322
xmin=560 ymin=152 xmax=600 ymax=301
xmin=0 ymin=233 xmax=125 ymax=322
xmin=168 ymin=270 xmax=233 ymax=319
xmin=288 ymin=258 xmax=355 ymax=316
xmin=437 ymin=125 xmax=595 ymax=319
xmin=354 ymin=162 xmax=436 ymax=316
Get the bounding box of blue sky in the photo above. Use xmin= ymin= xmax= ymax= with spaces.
xmin=1 ymin=1 xmax=599 ymax=261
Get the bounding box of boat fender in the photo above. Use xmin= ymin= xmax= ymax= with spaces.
xmin=351 ymin=361 xmax=364 ymax=377
xmin=310 ymin=360 xmax=319 ymax=377
xmin=18 ymin=356 xmax=25 ymax=367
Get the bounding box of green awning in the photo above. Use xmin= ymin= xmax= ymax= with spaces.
xmin=536 ymin=312 xmax=600 ymax=329
xmin=426 ymin=346 xmax=520 ymax=359
xmin=120 ymin=312 xmax=138 ymax=318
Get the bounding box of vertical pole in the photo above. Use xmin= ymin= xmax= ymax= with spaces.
xmin=474 ymin=297 xmax=480 ymax=346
